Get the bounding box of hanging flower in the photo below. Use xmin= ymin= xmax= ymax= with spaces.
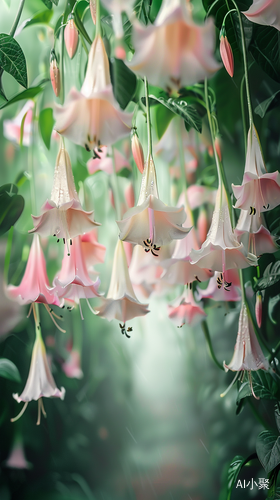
xmin=128 ymin=0 xmax=220 ymax=91
xmin=96 ymin=239 xmax=149 ymax=323
xmin=87 ymin=145 xmax=130 ymax=175
xmin=54 ymin=34 xmax=132 ymax=151
xmin=168 ymin=286 xmax=207 ymax=327
xmin=189 ymin=182 xmax=258 ymax=285
xmin=117 ymin=155 xmax=190 ymax=252
xmin=235 ymin=208 xmax=278 ymax=256
xmin=3 ymin=100 xmax=34 ymax=146
xmin=5 ymin=434 xmax=31 ymax=469
xmin=232 ymin=125 xmax=280 ymax=214
xmin=29 ymin=143 xmax=100 ymax=252
xmin=12 ymin=333 xmax=65 ymax=425
xmin=6 ymin=234 xmax=60 ymax=307
xmin=53 ymin=235 xmax=101 ymax=319
xmin=80 ymin=229 xmax=106 ymax=274
xmin=197 ymin=269 xmax=241 ymax=302
xmin=243 ymin=0 xmax=280 ymax=31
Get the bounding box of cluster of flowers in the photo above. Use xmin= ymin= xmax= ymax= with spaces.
xmin=4 ymin=0 xmax=280 ymax=423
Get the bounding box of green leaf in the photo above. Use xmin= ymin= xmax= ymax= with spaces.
xmin=134 ymin=0 xmax=151 ymax=25
xmin=15 ymin=10 xmax=53 ymax=36
xmin=250 ymin=26 xmax=280 ymax=84
xmin=0 ymin=358 xmax=21 ymax=383
xmin=41 ymin=0 xmax=53 ymax=8
xmin=0 ymin=184 xmax=24 ymax=235
xmin=149 ymin=0 xmax=162 ymax=23
xmin=74 ymin=0 xmax=92 ymax=45
xmin=255 ymin=262 xmax=280 ymax=291
xmin=3 ymin=0 xmax=11 ymax=7
xmin=63 ymin=0 xmax=76 ymax=23
xmin=257 ymin=431 xmax=280 ymax=474
xmin=236 ymin=371 xmax=280 ymax=403
xmin=39 ymin=107 xmax=55 ymax=149
xmin=155 ymin=105 xmax=174 ymax=139
xmin=110 ymin=58 xmax=137 ymax=110
xmin=0 ymin=82 xmax=46 ymax=109
xmin=255 ymin=90 xmax=280 ymax=118
xmin=268 ymin=293 xmax=280 ymax=325
xmin=0 ymin=33 xmax=27 ymax=88
xmin=143 ymin=94 xmax=202 ymax=133
xmin=227 ymin=455 xmax=246 ymax=500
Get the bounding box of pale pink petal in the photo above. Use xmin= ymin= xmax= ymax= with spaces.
xmin=243 ymin=0 xmax=280 ymax=31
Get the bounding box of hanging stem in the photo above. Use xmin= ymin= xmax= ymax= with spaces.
xmin=9 ymin=0 xmax=26 ymax=37
xmin=229 ymin=0 xmax=254 ymax=126
xmin=201 ymin=320 xmax=224 ymax=371
xmin=60 ymin=25 xmax=65 ymax=105
xmin=4 ymin=226 xmax=14 ymax=284
xmin=95 ymin=0 xmax=101 ymax=37
xmin=111 ymin=146 xmax=121 ymax=221
xmin=144 ymin=77 xmax=153 ymax=159
xmin=177 ymin=118 xmax=195 ymax=226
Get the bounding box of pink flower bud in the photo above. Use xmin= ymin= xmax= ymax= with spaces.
xmin=90 ymin=0 xmax=96 ymax=24
xmin=64 ymin=16 xmax=79 ymax=59
xmin=50 ymin=51 xmax=60 ymax=97
xmin=220 ymin=35 xmax=234 ymax=78
xmin=124 ymin=182 xmax=135 ymax=208
xmin=131 ymin=132 xmax=144 ymax=174
xmin=197 ymin=207 xmax=208 ymax=245
xmin=255 ymin=292 xmax=262 ymax=328
xmin=115 ymin=45 xmax=126 ymax=60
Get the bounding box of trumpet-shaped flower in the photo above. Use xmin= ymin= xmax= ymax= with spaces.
xmin=197 ymin=270 xmax=241 ymax=302
xmin=62 ymin=349 xmax=83 ymax=379
xmin=168 ymin=286 xmax=206 ymax=327
xmin=190 ymin=182 xmax=258 ymax=279
xmin=80 ymin=229 xmax=106 ymax=273
xmin=12 ymin=333 xmax=65 ymax=425
xmin=235 ymin=209 xmax=278 ymax=256
xmin=128 ymin=0 xmax=220 ymax=90
xmin=96 ymin=239 xmax=149 ymax=323
xmin=224 ymin=302 xmax=269 ymax=372
xmin=243 ymin=0 xmax=280 ymax=31
xmin=117 ymin=156 xmax=190 ymax=251
xmin=6 ymin=234 xmax=60 ymax=306
xmin=232 ymin=125 xmax=280 ymax=214
xmin=29 ymin=144 xmax=100 ymax=249
xmin=54 ymin=35 xmax=132 ymax=151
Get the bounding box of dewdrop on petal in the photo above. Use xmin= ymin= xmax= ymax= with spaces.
xmin=64 ymin=15 xmax=79 ymax=59
xmin=50 ymin=50 xmax=60 ymax=97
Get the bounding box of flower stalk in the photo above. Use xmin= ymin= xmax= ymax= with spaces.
xmin=144 ymin=77 xmax=153 ymax=159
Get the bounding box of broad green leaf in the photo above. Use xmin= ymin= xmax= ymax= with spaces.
xmin=275 ymin=409 xmax=280 ymax=434
xmin=110 ymin=58 xmax=137 ymax=110
xmin=74 ymin=0 xmax=92 ymax=45
xmin=255 ymin=90 xmax=280 ymax=118
xmin=268 ymin=293 xmax=280 ymax=325
xmin=54 ymin=14 xmax=64 ymax=38
xmin=0 ymin=82 xmax=46 ymax=109
xmin=227 ymin=455 xmax=246 ymax=500
xmin=155 ymin=105 xmax=174 ymax=139
xmin=149 ymin=0 xmax=162 ymax=23
xmin=134 ymin=0 xmax=151 ymax=25
xmin=39 ymin=107 xmax=55 ymax=150
xmin=0 ymin=185 xmax=24 ymax=235
xmin=0 ymin=34 xmax=27 ymax=88
xmin=144 ymin=94 xmax=202 ymax=133
xmin=250 ymin=26 xmax=280 ymax=84
xmin=256 ymin=431 xmax=280 ymax=474
xmin=236 ymin=371 xmax=280 ymax=403
xmin=15 ymin=10 xmax=53 ymax=36
xmin=3 ymin=0 xmax=11 ymax=7
xmin=0 ymin=85 xmax=7 ymax=101
xmin=255 ymin=262 xmax=280 ymax=291
xmin=0 ymin=358 xmax=21 ymax=383
xmin=41 ymin=0 xmax=53 ymax=8
xmin=64 ymin=0 xmax=77 ymax=23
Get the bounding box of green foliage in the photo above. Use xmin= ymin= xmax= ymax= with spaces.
xmin=110 ymin=58 xmax=137 ymax=110
xmin=154 ymin=105 xmax=174 ymax=139
xmin=269 ymin=294 xmax=280 ymax=325
xmin=144 ymin=94 xmax=202 ymax=133
xmin=16 ymin=10 xmax=53 ymax=35
xmin=0 ymin=184 xmax=24 ymax=236
xmin=0 ymin=81 xmax=47 ymax=109
xmin=254 ymin=262 xmax=280 ymax=292
xmin=41 ymin=0 xmax=53 ymax=9
xmin=227 ymin=455 xmax=246 ymax=500
xmin=255 ymin=90 xmax=280 ymax=119
xmin=134 ymin=0 xmax=151 ymax=25
xmin=0 ymin=358 xmax=21 ymax=383
xmin=236 ymin=371 xmax=280 ymax=403
xmin=74 ymin=0 xmax=92 ymax=45
xmin=39 ymin=107 xmax=55 ymax=150
xmin=257 ymin=431 xmax=280 ymax=474
xmin=0 ymin=33 xmax=27 ymax=88
xmin=250 ymin=27 xmax=280 ymax=84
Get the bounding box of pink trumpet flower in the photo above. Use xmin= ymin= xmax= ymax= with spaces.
xmin=87 ymin=146 xmax=130 ymax=175
xmin=220 ymin=34 xmax=234 ymax=77
xmin=5 ymin=437 xmax=31 ymax=469
xmin=64 ymin=16 xmax=79 ymax=59
xmin=11 ymin=332 xmax=65 ymax=425
xmin=96 ymin=239 xmax=149 ymax=323
xmin=6 ymin=235 xmax=59 ymax=307
xmin=128 ymin=0 xmax=220 ymax=90
xmin=232 ymin=125 xmax=280 ymax=214
xmin=197 ymin=269 xmax=241 ymax=302
xmin=117 ymin=156 xmax=190 ymax=252
xmin=168 ymin=286 xmax=207 ymax=327
xmin=190 ymin=182 xmax=258 ymax=279
xmin=29 ymin=143 xmax=100 ymax=251
xmin=80 ymin=229 xmax=106 ymax=273
xmin=235 ymin=209 xmax=278 ymax=256
xmin=3 ymin=100 xmax=34 ymax=146
xmin=54 ymin=34 xmax=132 ymax=151
xmin=62 ymin=349 xmax=83 ymax=379
xmin=243 ymin=0 xmax=280 ymax=31
xmin=53 ymin=236 xmax=100 ymax=318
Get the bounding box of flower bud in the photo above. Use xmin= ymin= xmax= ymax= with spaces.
xmin=64 ymin=15 xmax=79 ymax=59
xmin=50 ymin=50 xmax=60 ymax=97
xmin=220 ymin=34 xmax=234 ymax=78
xmin=255 ymin=292 xmax=262 ymax=328
xmin=131 ymin=132 xmax=144 ymax=174
xmin=197 ymin=207 xmax=208 ymax=245
xmin=90 ymin=0 xmax=96 ymax=24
